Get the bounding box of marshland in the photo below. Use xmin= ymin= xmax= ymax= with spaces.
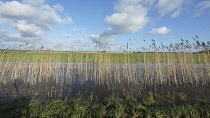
xmin=0 ymin=39 xmax=210 ymax=117
xmin=1 ymin=0 xmax=210 ymax=117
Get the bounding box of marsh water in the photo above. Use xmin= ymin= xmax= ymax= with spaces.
xmin=0 ymin=62 xmax=209 ymax=100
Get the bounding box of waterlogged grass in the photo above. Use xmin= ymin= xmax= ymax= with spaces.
xmin=0 ymin=96 xmax=209 ymax=118
xmin=0 ymin=39 xmax=209 ymax=117
xmin=0 ymin=51 xmax=209 ymax=63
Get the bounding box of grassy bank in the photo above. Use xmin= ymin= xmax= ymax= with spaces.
xmin=0 ymin=96 xmax=209 ymax=118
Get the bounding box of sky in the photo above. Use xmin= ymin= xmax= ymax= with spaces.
xmin=0 ymin=0 xmax=210 ymax=51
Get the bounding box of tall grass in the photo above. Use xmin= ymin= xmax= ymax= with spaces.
xmin=0 ymin=38 xmax=209 ymax=104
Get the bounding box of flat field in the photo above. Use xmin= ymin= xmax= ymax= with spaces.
xmin=0 ymin=50 xmax=209 ymax=63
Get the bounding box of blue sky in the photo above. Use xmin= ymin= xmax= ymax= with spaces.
xmin=0 ymin=0 xmax=210 ymax=51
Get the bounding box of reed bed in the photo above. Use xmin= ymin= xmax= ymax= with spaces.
xmin=0 ymin=39 xmax=209 ymax=105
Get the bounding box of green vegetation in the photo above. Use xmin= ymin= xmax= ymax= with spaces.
xmin=0 ymin=50 xmax=209 ymax=63
xmin=0 ymin=38 xmax=209 ymax=117
xmin=0 ymin=96 xmax=209 ymax=118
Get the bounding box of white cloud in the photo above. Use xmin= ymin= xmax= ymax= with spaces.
xmin=0 ymin=17 xmax=13 ymax=24
xmin=12 ymin=20 xmax=43 ymax=38
xmin=156 ymin=0 xmax=184 ymax=16
xmin=64 ymin=17 xmax=73 ymax=24
xmin=197 ymin=0 xmax=210 ymax=10
xmin=71 ymin=28 xmax=85 ymax=31
xmin=0 ymin=1 xmax=39 ymax=18
xmin=90 ymin=34 xmax=100 ymax=41
xmin=171 ymin=9 xmax=181 ymax=19
xmin=23 ymin=0 xmax=45 ymax=6
xmin=162 ymin=35 xmax=175 ymax=39
xmin=148 ymin=27 xmax=171 ymax=35
xmin=61 ymin=33 xmax=71 ymax=38
xmin=90 ymin=0 xmax=149 ymax=45
xmin=80 ymin=33 xmax=88 ymax=38
xmin=0 ymin=30 xmax=21 ymax=41
xmin=0 ymin=29 xmax=43 ymax=42
xmin=0 ymin=0 xmax=73 ymax=43
xmin=89 ymin=34 xmax=118 ymax=46
xmin=53 ymin=4 xmax=64 ymax=12
xmin=195 ymin=0 xmax=210 ymax=16
xmin=73 ymin=38 xmax=91 ymax=46
xmin=105 ymin=0 xmax=149 ymax=34
xmin=143 ymin=0 xmax=156 ymax=7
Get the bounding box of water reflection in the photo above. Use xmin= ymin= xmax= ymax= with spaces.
xmin=0 ymin=62 xmax=209 ymax=100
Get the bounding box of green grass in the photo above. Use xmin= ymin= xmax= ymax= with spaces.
xmin=0 ymin=51 xmax=209 ymax=63
xmin=0 ymin=96 xmax=209 ymax=118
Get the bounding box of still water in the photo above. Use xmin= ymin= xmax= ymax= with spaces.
xmin=0 ymin=62 xmax=209 ymax=99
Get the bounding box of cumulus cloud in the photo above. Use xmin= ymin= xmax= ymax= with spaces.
xmin=90 ymin=0 xmax=149 ymax=45
xmin=0 ymin=29 xmax=43 ymax=42
xmin=0 ymin=1 xmax=39 ymax=18
xmin=148 ymin=27 xmax=171 ymax=35
xmin=0 ymin=0 xmax=73 ymax=42
xmin=12 ymin=20 xmax=43 ymax=38
xmin=0 ymin=30 xmax=21 ymax=41
xmin=105 ymin=0 xmax=149 ymax=34
xmin=156 ymin=0 xmax=184 ymax=16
